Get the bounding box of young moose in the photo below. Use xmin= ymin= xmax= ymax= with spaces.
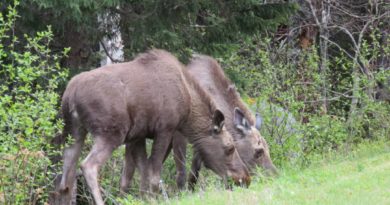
xmin=57 ymin=50 xmax=250 ymax=205
xmin=186 ymin=55 xmax=278 ymax=189
xmin=120 ymin=55 xmax=277 ymax=192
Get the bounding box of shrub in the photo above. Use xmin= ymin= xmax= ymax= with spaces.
xmin=224 ymin=33 xmax=390 ymax=168
xmin=0 ymin=1 xmax=68 ymax=204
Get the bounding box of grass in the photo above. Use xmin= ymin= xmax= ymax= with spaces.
xmin=120 ymin=140 xmax=390 ymax=205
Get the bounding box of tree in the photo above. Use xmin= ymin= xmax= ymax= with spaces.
xmin=4 ymin=0 xmax=298 ymax=69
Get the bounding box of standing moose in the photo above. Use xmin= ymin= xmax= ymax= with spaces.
xmin=56 ymin=50 xmax=250 ymax=205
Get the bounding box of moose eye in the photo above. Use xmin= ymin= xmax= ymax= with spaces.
xmin=254 ymin=148 xmax=264 ymax=158
xmin=225 ymin=145 xmax=235 ymax=155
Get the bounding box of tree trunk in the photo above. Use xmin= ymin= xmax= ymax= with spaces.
xmin=318 ymin=0 xmax=329 ymax=115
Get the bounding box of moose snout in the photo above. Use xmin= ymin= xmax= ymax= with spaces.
xmin=232 ymin=174 xmax=251 ymax=187
xmin=228 ymin=167 xmax=251 ymax=188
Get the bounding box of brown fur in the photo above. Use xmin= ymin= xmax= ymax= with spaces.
xmin=56 ymin=50 xmax=250 ymax=204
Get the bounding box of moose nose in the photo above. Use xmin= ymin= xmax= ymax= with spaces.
xmin=254 ymin=148 xmax=264 ymax=159
xmin=230 ymin=165 xmax=251 ymax=188
xmin=233 ymin=175 xmax=251 ymax=187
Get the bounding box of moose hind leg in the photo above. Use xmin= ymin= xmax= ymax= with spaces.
xmin=80 ymin=137 xmax=117 ymax=205
xmin=58 ymin=123 xmax=87 ymax=202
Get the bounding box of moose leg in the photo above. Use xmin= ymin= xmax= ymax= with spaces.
xmin=58 ymin=124 xmax=86 ymax=203
xmin=120 ymin=144 xmax=136 ymax=194
xmin=147 ymin=132 xmax=173 ymax=194
xmin=80 ymin=137 xmax=117 ymax=205
xmin=131 ymin=140 xmax=148 ymax=195
xmin=188 ymin=151 xmax=202 ymax=191
xmin=172 ymin=133 xmax=187 ymax=190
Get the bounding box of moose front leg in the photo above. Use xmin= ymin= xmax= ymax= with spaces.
xmin=120 ymin=144 xmax=136 ymax=194
xmin=130 ymin=140 xmax=148 ymax=195
xmin=147 ymin=132 xmax=173 ymax=194
xmin=172 ymin=132 xmax=187 ymax=190
xmin=188 ymin=151 xmax=202 ymax=191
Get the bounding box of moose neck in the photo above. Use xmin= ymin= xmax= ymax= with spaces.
xmin=179 ymin=71 xmax=215 ymax=145
xmin=206 ymin=57 xmax=255 ymax=126
xmin=180 ymin=87 xmax=227 ymax=176
xmin=188 ymin=56 xmax=255 ymax=136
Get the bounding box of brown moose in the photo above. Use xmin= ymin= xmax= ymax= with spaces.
xmin=57 ymin=50 xmax=250 ymax=205
xmin=186 ymin=55 xmax=277 ymax=189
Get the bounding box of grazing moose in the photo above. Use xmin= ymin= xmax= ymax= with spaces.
xmin=57 ymin=50 xmax=250 ymax=205
xmin=186 ymin=55 xmax=277 ymax=189
xmin=120 ymin=54 xmax=277 ymax=192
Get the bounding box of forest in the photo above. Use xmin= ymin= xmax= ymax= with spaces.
xmin=0 ymin=0 xmax=389 ymax=204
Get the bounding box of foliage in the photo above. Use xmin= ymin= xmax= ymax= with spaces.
xmin=223 ymin=31 xmax=390 ymax=167
xmin=115 ymin=0 xmax=298 ymax=60
xmin=117 ymin=194 xmax=144 ymax=205
xmin=5 ymin=0 xmax=298 ymax=65
xmin=0 ymin=1 xmax=68 ymax=204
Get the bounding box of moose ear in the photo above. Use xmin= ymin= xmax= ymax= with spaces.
xmin=213 ymin=109 xmax=225 ymax=133
xmin=255 ymin=113 xmax=263 ymax=130
xmin=234 ymin=107 xmax=250 ymax=133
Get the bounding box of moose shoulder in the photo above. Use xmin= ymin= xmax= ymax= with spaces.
xmin=57 ymin=50 xmax=250 ymax=205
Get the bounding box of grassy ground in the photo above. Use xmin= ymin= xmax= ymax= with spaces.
xmin=120 ymin=141 xmax=390 ymax=205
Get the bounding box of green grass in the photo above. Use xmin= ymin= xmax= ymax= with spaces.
xmin=120 ymin=141 xmax=390 ymax=205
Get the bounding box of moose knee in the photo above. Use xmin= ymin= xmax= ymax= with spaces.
xmin=80 ymin=161 xmax=98 ymax=181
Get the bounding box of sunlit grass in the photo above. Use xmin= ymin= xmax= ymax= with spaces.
xmin=120 ymin=140 xmax=390 ymax=205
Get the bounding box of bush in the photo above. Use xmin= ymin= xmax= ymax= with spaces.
xmin=224 ymin=33 xmax=390 ymax=168
xmin=0 ymin=1 xmax=68 ymax=204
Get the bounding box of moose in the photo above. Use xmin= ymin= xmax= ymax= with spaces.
xmin=56 ymin=50 xmax=250 ymax=205
xmin=119 ymin=54 xmax=278 ymax=192
xmin=186 ymin=55 xmax=278 ymax=189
